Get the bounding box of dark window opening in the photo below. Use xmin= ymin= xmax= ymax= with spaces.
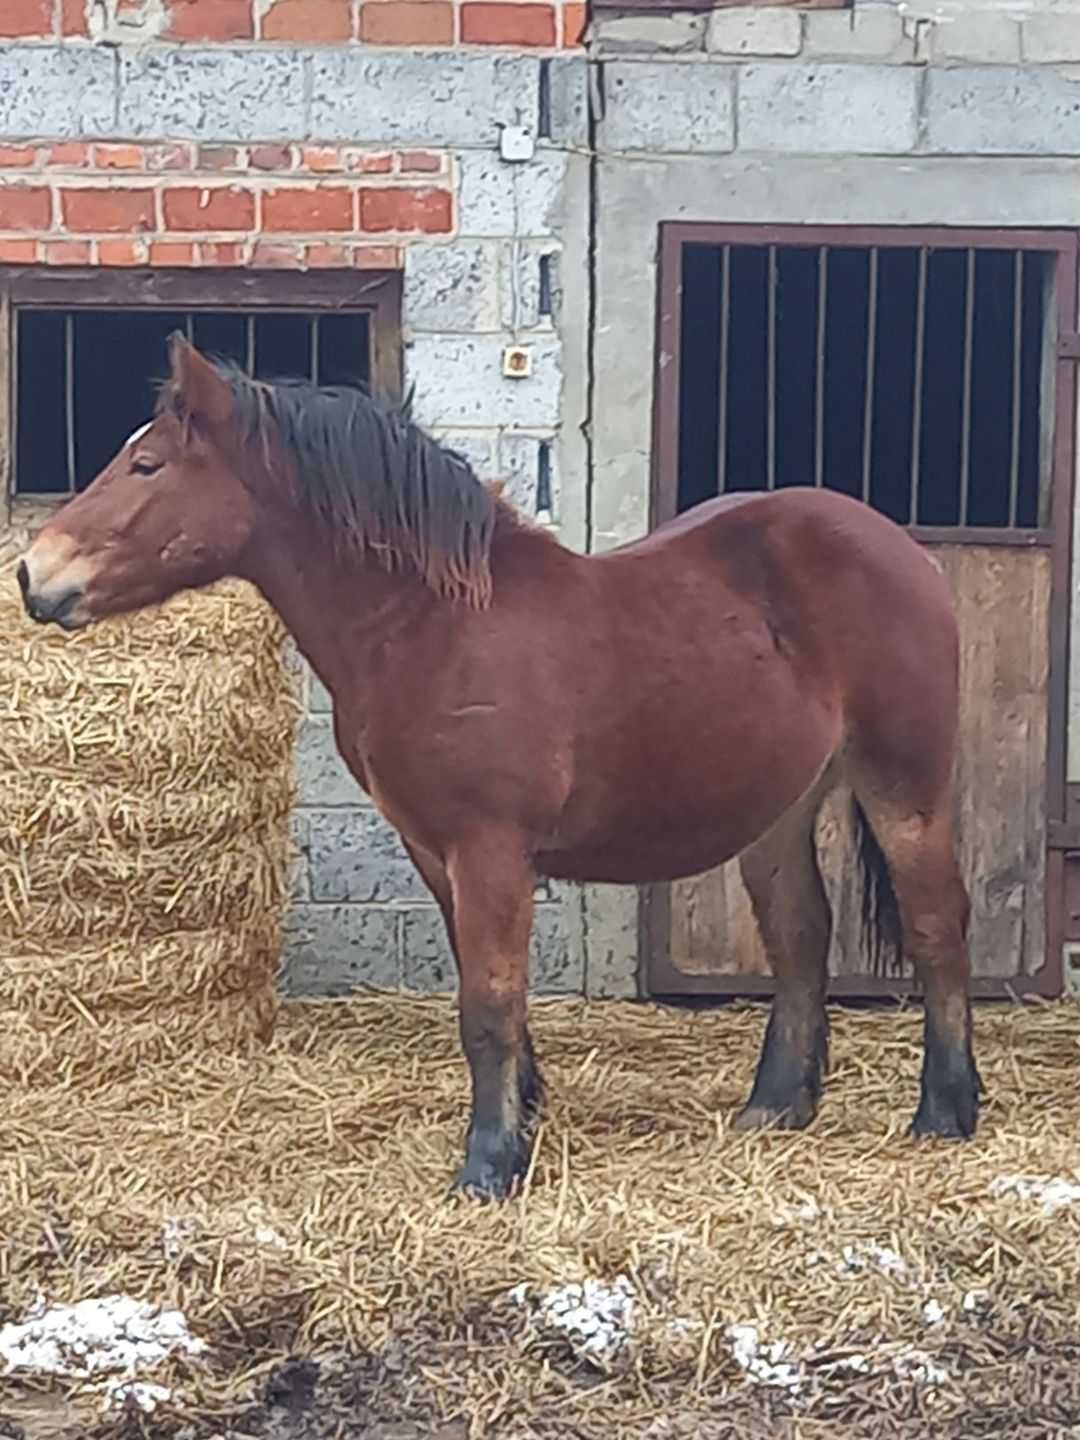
xmin=677 ymin=240 xmax=1054 ymax=530
xmin=15 ymin=307 xmax=371 ymax=496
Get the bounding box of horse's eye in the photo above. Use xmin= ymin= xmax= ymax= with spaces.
xmin=131 ymin=456 xmax=163 ymax=477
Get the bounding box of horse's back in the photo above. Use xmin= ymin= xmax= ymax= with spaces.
xmin=647 ymin=487 xmax=961 ymax=804
xmin=621 ymin=487 xmax=955 ymax=673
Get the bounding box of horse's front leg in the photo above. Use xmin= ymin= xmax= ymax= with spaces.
xmin=446 ymin=832 xmax=541 ymax=1201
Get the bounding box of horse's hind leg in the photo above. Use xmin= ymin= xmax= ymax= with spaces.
xmin=860 ymin=801 xmax=979 ymax=1138
xmin=735 ymin=776 xmax=833 ymax=1132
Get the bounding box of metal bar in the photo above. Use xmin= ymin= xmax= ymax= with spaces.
xmin=246 ymin=313 xmax=256 ymax=374
xmin=3 ymin=292 xmax=16 ymax=505
xmin=536 ymin=439 xmax=552 ymax=517
xmin=815 ymin=246 xmax=827 ymax=488
xmin=1009 ymin=250 xmax=1023 ymax=527
xmin=538 ymin=254 xmax=553 ymax=319
xmin=909 ymin=247 xmax=928 ymax=524
xmin=909 ymin=524 xmax=1050 ymax=548
xmin=184 ymin=312 xmax=194 ymax=344
xmin=717 ymin=244 xmax=730 ymax=495
xmin=310 ymin=314 xmax=320 ymax=385
xmin=766 ymin=244 xmax=777 ymax=490
xmin=537 ymin=58 xmax=552 ymax=139
xmin=64 ymin=312 xmax=76 ymax=495
xmin=959 ymin=247 xmax=975 ymax=525
xmin=1038 ymin=253 xmax=1060 ymax=528
xmin=861 ymin=247 xmax=879 ymax=505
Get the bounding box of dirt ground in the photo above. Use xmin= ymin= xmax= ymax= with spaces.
xmin=4 ymin=995 xmax=1080 ymax=1440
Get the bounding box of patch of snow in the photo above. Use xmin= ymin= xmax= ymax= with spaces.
xmin=665 ymin=1317 xmax=705 ymax=1339
xmin=922 ymin=1298 xmax=946 ymax=1327
xmin=0 ymin=1295 xmax=205 ymax=1381
xmin=991 ymin=1175 xmax=1080 ymax=1216
xmin=791 ymin=1339 xmax=950 ymax=1391
xmin=252 ymin=1223 xmax=287 ymax=1250
xmin=893 ymin=1349 xmax=948 ymax=1386
xmin=104 ymin=1379 xmax=172 ymax=1413
xmin=239 ymin=1200 xmax=288 ymax=1250
xmin=962 ymin=1289 xmax=991 ymax=1319
xmin=770 ymin=1197 xmax=822 ymax=1229
xmin=726 ymin=1323 xmax=802 ymax=1395
xmin=510 ymin=1276 xmax=635 ymax=1366
xmin=831 ymin=1352 xmax=872 ymax=1375
xmin=161 ymin=1217 xmax=198 ymax=1262
xmin=840 ymin=1242 xmax=909 ymax=1280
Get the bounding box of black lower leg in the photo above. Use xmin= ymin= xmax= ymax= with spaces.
xmin=736 ymin=1000 xmax=828 ymax=1131
xmin=736 ymin=793 xmax=833 ymax=1135
xmin=454 ymin=1020 xmax=543 ymax=1200
xmin=912 ymin=997 xmax=980 ymax=1140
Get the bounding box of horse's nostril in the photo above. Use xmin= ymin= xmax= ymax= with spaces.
xmin=15 ymin=560 xmax=29 ymax=598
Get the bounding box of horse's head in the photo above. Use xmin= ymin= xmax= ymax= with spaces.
xmin=18 ymin=334 xmax=255 ymax=631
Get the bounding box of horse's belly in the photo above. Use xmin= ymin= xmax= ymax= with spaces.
xmin=536 ymin=696 xmax=838 ymax=886
xmin=536 ymin=829 xmax=746 ymax=886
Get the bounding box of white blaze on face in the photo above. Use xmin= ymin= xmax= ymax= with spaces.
xmin=126 ymin=421 xmax=153 ymax=449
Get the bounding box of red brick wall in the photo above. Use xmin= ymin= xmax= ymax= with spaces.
xmin=2 ymin=0 xmax=587 ymax=48
xmin=0 ymin=144 xmax=460 ymax=269
xmin=0 ymin=2 xmax=585 ymax=269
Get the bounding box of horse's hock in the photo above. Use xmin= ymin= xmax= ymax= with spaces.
xmin=0 ymin=563 xmax=299 ymax=1086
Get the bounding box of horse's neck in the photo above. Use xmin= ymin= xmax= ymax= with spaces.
xmin=240 ymin=514 xmax=432 ymax=706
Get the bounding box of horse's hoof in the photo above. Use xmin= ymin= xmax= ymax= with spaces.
xmin=734 ymin=1095 xmax=815 ymax=1133
xmin=911 ymin=1057 xmax=980 ymax=1140
xmin=910 ymin=1092 xmax=978 ymax=1141
xmin=450 ymin=1135 xmax=529 ymax=1201
xmin=450 ymin=1164 xmax=517 ymax=1202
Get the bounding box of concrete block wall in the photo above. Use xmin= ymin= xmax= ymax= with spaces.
xmin=0 ymin=0 xmax=597 ymax=1000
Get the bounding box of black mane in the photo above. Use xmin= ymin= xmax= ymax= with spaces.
xmin=159 ymin=357 xmax=496 ymax=606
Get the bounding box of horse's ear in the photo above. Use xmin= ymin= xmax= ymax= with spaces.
xmin=167 ymin=332 xmax=233 ymax=429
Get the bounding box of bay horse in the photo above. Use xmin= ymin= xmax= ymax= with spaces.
xmin=17 ymin=335 xmax=980 ymax=1200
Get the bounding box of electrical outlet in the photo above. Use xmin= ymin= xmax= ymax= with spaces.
xmin=503 ymin=345 xmax=532 ymax=379
xmin=499 ymin=126 xmax=535 ymax=163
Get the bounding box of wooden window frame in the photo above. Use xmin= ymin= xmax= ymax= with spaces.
xmin=646 ymin=219 xmax=1080 ymax=1002
xmin=0 ymin=266 xmax=403 ymax=522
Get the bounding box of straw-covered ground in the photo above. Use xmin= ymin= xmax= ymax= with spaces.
xmin=4 ymin=994 xmax=1080 ymax=1440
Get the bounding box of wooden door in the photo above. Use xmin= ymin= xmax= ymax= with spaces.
xmin=650 ymin=544 xmax=1051 ymax=995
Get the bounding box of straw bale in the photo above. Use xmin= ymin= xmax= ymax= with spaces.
xmin=0 ymin=564 xmax=299 ymax=1087
xmin=0 ymin=927 xmax=281 ymax=1017
xmin=2 ymin=986 xmax=279 ymax=1088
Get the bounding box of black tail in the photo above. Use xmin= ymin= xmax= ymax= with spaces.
xmin=853 ymin=798 xmax=904 ymax=979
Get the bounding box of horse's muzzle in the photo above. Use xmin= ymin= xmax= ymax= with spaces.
xmin=17 ymin=558 xmax=88 ymax=631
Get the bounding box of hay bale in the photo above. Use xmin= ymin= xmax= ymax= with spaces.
xmin=0 ymin=565 xmax=299 ymax=1086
